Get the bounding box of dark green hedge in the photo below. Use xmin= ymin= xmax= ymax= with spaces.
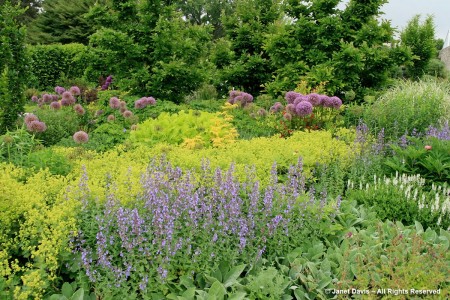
xmin=27 ymin=43 xmax=88 ymax=90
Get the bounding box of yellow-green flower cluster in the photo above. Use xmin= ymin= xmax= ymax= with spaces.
xmin=0 ymin=163 xmax=79 ymax=299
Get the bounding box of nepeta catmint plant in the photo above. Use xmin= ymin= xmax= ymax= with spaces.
xmin=72 ymin=157 xmax=339 ymax=297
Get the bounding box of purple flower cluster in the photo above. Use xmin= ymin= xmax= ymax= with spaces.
xmin=134 ymin=97 xmax=156 ymax=109
xmin=55 ymin=86 xmax=66 ymax=95
xmin=74 ymin=157 xmax=339 ymax=293
xmin=228 ymin=90 xmax=254 ymax=107
xmin=24 ymin=113 xmax=47 ymax=133
xmin=284 ymin=91 xmax=342 ymax=110
xmin=426 ymin=121 xmax=450 ymax=140
xmin=102 ymin=75 xmax=113 ymax=90
xmin=109 ymin=97 xmax=121 ymax=109
xmin=61 ymin=91 xmax=76 ymax=106
xmin=74 ymin=104 xmax=85 ymax=115
xmin=270 ymin=102 xmax=284 ymax=113
xmin=73 ymin=131 xmax=89 ymax=144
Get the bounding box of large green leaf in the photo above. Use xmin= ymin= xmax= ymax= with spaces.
xmin=223 ymin=264 xmax=246 ymax=288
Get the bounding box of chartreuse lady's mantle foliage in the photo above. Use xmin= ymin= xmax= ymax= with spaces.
xmin=0 ymin=163 xmax=78 ymax=300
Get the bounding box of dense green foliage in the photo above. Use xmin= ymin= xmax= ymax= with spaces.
xmin=401 ymin=15 xmax=437 ymax=79
xmin=0 ymin=2 xmax=29 ymax=133
xmin=27 ymin=0 xmax=96 ymax=45
xmin=363 ymin=80 xmax=450 ymax=139
xmin=27 ymin=43 xmax=88 ymax=90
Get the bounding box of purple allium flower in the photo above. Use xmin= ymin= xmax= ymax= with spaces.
xmin=24 ymin=113 xmax=39 ymax=125
xmin=120 ymin=107 xmax=127 ymax=114
xmin=50 ymin=101 xmax=61 ymax=110
xmin=286 ymin=103 xmax=296 ymax=114
xmin=106 ymin=75 xmax=113 ymax=83
xmin=101 ymin=84 xmax=108 ymax=90
xmin=31 ymin=95 xmax=38 ymax=102
xmin=307 ymin=93 xmax=322 ymax=106
xmin=55 ymin=86 xmax=65 ymax=95
xmin=74 ymin=104 xmax=85 ymax=115
xmin=294 ymin=95 xmax=308 ymax=105
xmin=69 ymin=86 xmax=81 ymax=96
xmin=234 ymin=95 xmax=244 ymax=104
xmin=241 ymin=92 xmax=253 ymax=104
xmin=322 ymin=96 xmax=334 ymax=108
xmin=62 ymin=91 xmax=76 ymax=105
xmin=134 ymin=99 xmax=145 ymax=109
xmin=142 ymin=97 xmax=156 ymax=105
xmin=73 ymin=131 xmax=89 ymax=144
xmin=329 ymin=96 xmax=342 ymax=109
xmin=109 ymin=97 xmax=120 ymax=109
xmin=229 ymin=90 xmax=240 ymax=100
xmin=123 ymin=110 xmax=133 ymax=118
xmin=27 ymin=120 xmax=47 ymax=133
xmin=295 ymin=101 xmax=313 ymax=117
xmin=270 ymin=102 xmax=284 ymax=113
xmin=107 ymin=114 xmax=115 ymax=122
xmin=285 ymin=91 xmax=301 ymax=104
xmin=257 ymin=108 xmax=267 ymax=117
xmin=42 ymin=93 xmax=52 ymax=103
xmin=120 ymin=101 xmax=127 ymax=109
xmin=283 ymin=113 xmax=292 ymax=121
xmin=51 ymin=94 xmax=59 ymax=101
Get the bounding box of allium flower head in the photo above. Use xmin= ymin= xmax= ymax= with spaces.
xmin=62 ymin=91 xmax=76 ymax=105
xmin=321 ymin=95 xmax=333 ymax=108
xmin=107 ymin=114 xmax=115 ymax=122
xmin=69 ymin=86 xmax=81 ymax=96
xmin=295 ymin=101 xmax=313 ymax=117
xmin=24 ymin=113 xmax=39 ymax=125
xmin=27 ymin=120 xmax=47 ymax=133
xmin=51 ymin=94 xmax=59 ymax=101
xmin=134 ymin=99 xmax=145 ymax=109
xmin=241 ymin=92 xmax=253 ymax=104
xmin=74 ymin=104 xmax=85 ymax=115
xmin=307 ymin=93 xmax=322 ymax=106
xmin=31 ymin=95 xmax=38 ymax=102
xmin=286 ymin=103 xmax=296 ymax=114
xmin=143 ymin=97 xmax=156 ymax=105
xmin=257 ymin=108 xmax=267 ymax=116
xmin=42 ymin=94 xmax=52 ymax=103
xmin=50 ymin=101 xmax=62 ymax=110
xmin=73 ymin=131 xmax=89 ymax=144
xmin=123 ymin=110 xmax=133 ymax=118
xmin=234 ymin=95 xmax=244 ymax=104
xmin=120 ymin=101 xmax=127 ymax=109
xmin=120 ymin=107 xmax=127 ymax=114
xmin=283 ymin=112 xmax=292 ymax=121
xmin=329 ymin=96 xmax=342 ymax=109
xmin=109 ymin=97 xmax=120 ymax=109
xmin=55 ymin=86 xmax=65 ymax=94
xmin=294 ymin=95 xmax=308 ymax=105
xmin=285 ymin=91 xmax=301 ymax=104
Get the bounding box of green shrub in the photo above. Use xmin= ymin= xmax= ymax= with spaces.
xmin=346 ymin=172 xmax=450 ymax=230
xmin=28 ymin=43 xmax=88 ymax=90
xmin=363 ymin=80 xmax=450 ymax=139
xmin=21 ymin=148 xmax=72 ymax=176
xmin=58 ymin=122 xmax=129 ymax=152
xmin=0 ymin=127 xmax=42 ymax=166
xmin=384 ymin=137 xmax=450 ymax=184
xmin=33 ymin=107 xmax=83 ymax=146
xmin=129 ymin=110 xmax=238 ymax=149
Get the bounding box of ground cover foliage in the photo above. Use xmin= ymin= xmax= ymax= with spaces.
xmin=1 ymin=0 xmax=450 ymax=299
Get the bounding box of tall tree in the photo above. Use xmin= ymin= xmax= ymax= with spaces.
xmin=263 ymin=0 xmax=413 ymax=98
xmin=26 ymin=0 xmax=96 ymax=44
xmin=0 ymin=0 xmax=42 ymax=24
xmin=400 ymin=15 xmax=437 ymax=79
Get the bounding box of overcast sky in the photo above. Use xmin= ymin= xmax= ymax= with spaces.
xmin=339 ymin=0 xmax=450 ymax=41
